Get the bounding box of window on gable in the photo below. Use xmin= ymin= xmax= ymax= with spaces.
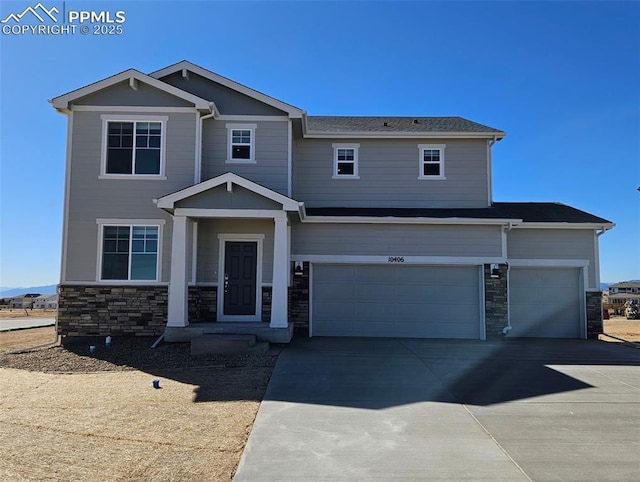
xmin=418 ymin=144 xmax=445 ymax=179
xmin=227 ymin=124 xmax=257 ymax=163
xmin=102 ymin=115 xmax=167 ymax=177
xmin=101 ymin=225 xmax=159 ymax=281
xmin=332 ymin=143 xmax=360 ymax=178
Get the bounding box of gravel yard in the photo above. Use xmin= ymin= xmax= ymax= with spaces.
xmin=0 ymin=332 xmax=278 ymax=481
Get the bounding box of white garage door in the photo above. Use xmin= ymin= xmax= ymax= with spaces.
xmin=312 ymin=264 xmax=481 ymax=339
xmin=509 ymin=267 xmax=583 ymax=338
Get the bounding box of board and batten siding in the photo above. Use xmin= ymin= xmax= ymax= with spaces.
xmin=159 ymin=72 xmax=288 ymax=116
xmin=293 ymin=138 xmax=490 ymax=208
xmin=201 ymin=119 xmax=289 ymax=195
xmin=507 ymin=228 xmax=598 ymax=289
xmin=64 ymin=110 xmax=198 ymax=282
xmin=72 ymin=80 xmax=195 ymax=107
xmin=292 ymin=223 xmax=502 ymax=258
xmin=196 ymin=219 xmax=275 ymax=284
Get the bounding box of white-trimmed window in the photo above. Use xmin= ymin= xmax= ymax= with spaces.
xmin=98 ymin=221 xmax=164 ymax=281
xmin=101 ymin=115 xmax=168 ymax=178
xmin=227 ymin=123 xmax=257 ymax=163
xmin=332 ymin=143 xmax=360 ymax=178
xmin=418 ymin=144 xmax=445 ymax=179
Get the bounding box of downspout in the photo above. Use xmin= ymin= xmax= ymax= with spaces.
xmin=502 ymin=221 xmax=514 ymax=335
xmin=487 ymin=135 xmax=497 ymax=206
xmin=196 ymin=104 xmax=217 ymax=183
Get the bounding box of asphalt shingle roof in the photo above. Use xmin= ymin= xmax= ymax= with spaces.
xmin=306 ymin=116 xmax=504 ymax=134
xmin=305 ymin=202 xmax=612 ymax=225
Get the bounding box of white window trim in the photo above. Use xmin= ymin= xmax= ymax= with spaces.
xmin=332 ymin=143 xmax=360 ymax=179
xmin=100 ymin=114 xmax=168 ymax=179
xmin=217 ymin=233 xmax=265 ymax=321
xmin=95 ymin=219 xmax=165 ymax=283
xmin=226 ymin=123 xmax=257 ymax=164
xmin=418 ymin=143 xmax=446 ymax=180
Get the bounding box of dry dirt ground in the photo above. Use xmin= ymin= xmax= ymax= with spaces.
xmin=0 ymin=330 xmax=278 ymax=482
xmin=602 ymin=316 xmax=640 ymax=342
xmin=0 ymin=309 xmax=57 ymax=319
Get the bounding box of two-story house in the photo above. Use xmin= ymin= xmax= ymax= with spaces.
xmin=51 ymin=61 xmax=613 ymax=342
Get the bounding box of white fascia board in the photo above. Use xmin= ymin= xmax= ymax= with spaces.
xmin=292 ymin=255 xmax=506 ymax=265
xmin=513 ymin=222 xmax=616 ymax=230
xmin=301 ymin=216 xmax=522 ymax=226
xmin=155 ymin=172 xmax=299 ymax=211
xmin=508 ymin=259 xmax=590 ymax=268
xmin=148 ymin=61 xmax=305 ymax=118
xmin=174 ymin=208 xmax=286 ymax=218
xmin=50 ymin=69 xmax=212 ymax=112
xmin=303 ymin=131 xmax=507 ymax=139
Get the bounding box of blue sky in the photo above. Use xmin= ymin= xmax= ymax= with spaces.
xmin=0 ymin=0 xmax=638 ymax=287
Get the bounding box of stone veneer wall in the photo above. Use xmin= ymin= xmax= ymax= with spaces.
xmin=261 ymin=287 xmax=272 ymax=321
xmin=586 ymin=291 xmax=603 ymax=339
xmin=188 ymin=286 xmax=217 ymax=322
xmin=58 ymin=285 xmax=167 ymax=337
xmin=289 ymin=262 xmax=310 ymax=332
xmin=484 ymin=264 xmax=508 ymax=340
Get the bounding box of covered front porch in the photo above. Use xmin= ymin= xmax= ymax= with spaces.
xmin=155 ymin=172 xmax=303 ymax=343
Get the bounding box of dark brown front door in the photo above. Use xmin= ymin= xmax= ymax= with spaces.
xmin=223 ymin=241 xmax=257 ymax=316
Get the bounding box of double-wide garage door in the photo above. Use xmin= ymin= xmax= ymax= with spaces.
xmin=509 ymin=267 xmax=583 ymax=338
xmin=312 ymin=264 xmax=481 ymax=339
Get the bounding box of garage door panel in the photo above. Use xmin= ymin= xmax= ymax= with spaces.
xmin=509 ymin=267 xmax=582 ymax=338
xmin=314 ymin=282 xmax=355 ymax=301
xmin=355 ymin=284 xmax=391 ymax=301
xmin=312 ymin=264 xmax=480 ymax=339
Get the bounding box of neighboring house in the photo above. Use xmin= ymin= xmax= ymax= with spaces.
xmin=10 ymin=294 xmax=40 ymax=309
xmin=34 ymin=294 xmax=59 ymax=309
xmin=50 ymin=61 xmax=614 ymax=341
xmin=606 ymin=281 xmax=640 ymax=314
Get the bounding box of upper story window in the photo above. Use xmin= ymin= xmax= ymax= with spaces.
xmin=101 ymin=115 xmax=167 ymax=179
xmin=332 ymin=143 xmax=360 ymax=178
xmin=227 ymin=123 xmax=256 ymax=163
xmin=99 ymin=222 xmax=163 ymax=281
xmin=418 ymin=144 xmax=446 ymax=179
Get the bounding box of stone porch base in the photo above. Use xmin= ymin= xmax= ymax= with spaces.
xmin=164 ymin=322 xmax=294 ymax=343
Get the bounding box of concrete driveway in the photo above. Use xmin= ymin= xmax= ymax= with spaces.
xmin=235 ymin=337 xmax=640 ymax=481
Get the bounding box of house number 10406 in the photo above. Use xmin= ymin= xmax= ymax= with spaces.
xmin=388 ymin=256 xmax=405 ymax=263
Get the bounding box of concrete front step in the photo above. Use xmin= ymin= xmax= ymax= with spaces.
xmin=191 ymin=334 xmax=269 ymax=355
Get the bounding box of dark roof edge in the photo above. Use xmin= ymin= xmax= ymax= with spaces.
xmin=303 ymin=203 xmax=613 ymax=225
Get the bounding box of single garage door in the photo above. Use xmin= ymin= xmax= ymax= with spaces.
xmin=509 ymin=267 xmax=583 ymax=338
xmin=312 ymin=264 xmax=481 ymax=339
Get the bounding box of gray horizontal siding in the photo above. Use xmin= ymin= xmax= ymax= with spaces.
xmin=160 ymin=72 xmax=287 ymax=116
xmin=202 ymin=119 xmax=289 ymax=195
xmin=292 ymin=223 xmax=502 ymax=257
xmin=507 ymin=229 xmax=597 ymax=288
xmin=64 ymin=110 xmax=197 ymax=282
xmin=196 ymin=219 xmax=275 ymax=283
xmin=293 ymin=138 xmax=489 ymax=208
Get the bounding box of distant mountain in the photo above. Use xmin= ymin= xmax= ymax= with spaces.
xmin=0 ymin=284 xmax=57 ymax=298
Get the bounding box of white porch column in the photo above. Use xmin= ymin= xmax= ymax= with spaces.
xmin=270 ymin=215 xmax=289 ymax=328
xmin=167 ymin=215 xmax=190 ymax=328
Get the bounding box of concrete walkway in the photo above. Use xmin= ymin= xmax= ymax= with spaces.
xmin=0 ymin=317 xmax=55 ymax=331
xmin=235 ymin=337 xmax=640 ymax=481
